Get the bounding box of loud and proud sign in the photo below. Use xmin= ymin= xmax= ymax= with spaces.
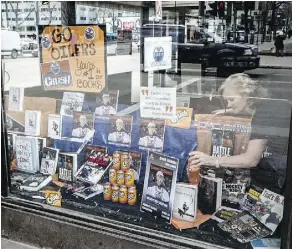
xmin=40 ymin=25 xmax=106 ymax=93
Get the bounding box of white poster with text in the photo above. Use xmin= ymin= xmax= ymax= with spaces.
xmin=144 ymin=36 xmax=172 ymax=72
xmin=140 ymin=87 xmax=176 ymax=119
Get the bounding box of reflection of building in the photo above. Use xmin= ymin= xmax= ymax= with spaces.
xmin=1 ymin=1 xmax=61 ymax=38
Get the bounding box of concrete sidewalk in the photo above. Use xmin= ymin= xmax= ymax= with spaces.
xmin=1 ymin=238 xmax=42 ymax=249
xmin=260 ymin=55 xmax=292 ymax=68
xmin=258 ymin=39 xmax=292 ymax=51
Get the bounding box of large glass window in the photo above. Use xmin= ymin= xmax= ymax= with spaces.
xmin=2 ymin=1 xmax=292 ymax=249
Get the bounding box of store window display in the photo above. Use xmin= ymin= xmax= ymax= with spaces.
xmin=2 ymin=9 xmax=292 ymax=249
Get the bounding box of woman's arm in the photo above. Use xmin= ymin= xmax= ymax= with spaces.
xmin=189 ymin=139 xmax=268 ymax=169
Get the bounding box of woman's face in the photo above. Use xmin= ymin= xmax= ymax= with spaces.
xmin=222 ymin=87 xmax=248 ymax=114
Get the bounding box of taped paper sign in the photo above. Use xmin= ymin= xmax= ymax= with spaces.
xmin=40 ymin=25 xmax=106 ymax=93
xmin=166 ymin=107 xmax=193 ymax=129
xmin=144 ymin=36 xmax=172 ymax=72
xmin=140 ymin=87 xmax=176 ymax=119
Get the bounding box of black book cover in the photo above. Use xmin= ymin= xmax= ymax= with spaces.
xmin=198 ymin=176 xmax=218 ymax=214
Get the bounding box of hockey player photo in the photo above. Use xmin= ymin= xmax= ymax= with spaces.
xmin=147 ymin=170 xmax=170 ymax=203
xmin=95 ymin=90 xmax=119 ymax=116
xmin=72 ymin=112 xmax=94 ymax=139
xmin=139 ymin=119 xmax=165 ymax=153
xmin=108 ymin=115 xmax=133 ymax=147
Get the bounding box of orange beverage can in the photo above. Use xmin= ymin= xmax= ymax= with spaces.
xmin=117 ymin=170 xmax=125 ymax=186
xmin=121 ymin=152 xmax=131 ymax=171
xmin=119 ymin=185 xmax=128 ymax=204
xmin=111 ymin=184 xmax=119 ymax=202
xmin=109 ymin=168 xmax=117 ymax=184
xmin=125 ymin=169 xmax=135 ymax=187
xmin=103 ymin=182 xmax=112 ymax=201
xmin=112 ymin=151 xmax=121 ymax=170
xmin=127 ymin=186 xmax=137 ymax=206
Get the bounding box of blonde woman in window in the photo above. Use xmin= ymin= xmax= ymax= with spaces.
xmin=188 ymin=73 xmax=290 ymax=193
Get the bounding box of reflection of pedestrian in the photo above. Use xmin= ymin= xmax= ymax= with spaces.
xmin=147 ymin=171 xmax=170 ymax=203
xmin=274 ymin=31 xmax=284 ymax=57
xmin=108 ymin=119 xmax=131 ymax=144
xmin=95 ymin=94 xmax=116 ymax=116
xmin=72 ymin=115 xmax=91 ymax=138
xmin=139 ymin=122 xmax=163 ymax=149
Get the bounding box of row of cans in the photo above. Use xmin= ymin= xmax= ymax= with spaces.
xmin=109 ymin=168 xmax=135 ymax=187
xmin=104 ymin=183 xmax=137 ymax=205
xmin=112 ymin=151 xmax=131 ymax=171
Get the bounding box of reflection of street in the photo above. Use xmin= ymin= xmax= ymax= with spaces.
xmin=3 ymin=55 xmax=292 ymax=102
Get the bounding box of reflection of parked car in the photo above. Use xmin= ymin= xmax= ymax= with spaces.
xmin=179 ymin=30 xmax=259 ymax=77
xmin=21 ymin=38 xmax=37 ymax=50
xmin=1 ymin=30 xmax=22 ymax=59
xmin=32 ymin=48 xmax=38 ymax=57
xmin=227 ymin=31 xmax=246 ymax=43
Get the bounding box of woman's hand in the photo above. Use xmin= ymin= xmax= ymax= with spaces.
xmin=212 ymin=108 xmax=234 ymax=115
xmin=188 ymin=151 xmax=216 ymax=168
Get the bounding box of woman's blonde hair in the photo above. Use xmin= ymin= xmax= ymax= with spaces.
xmin=218 ymin=73 xmax=269 ymax=107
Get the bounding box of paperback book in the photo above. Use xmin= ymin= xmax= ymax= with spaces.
xmin=222 ymin=182 xmax=247 ymax=209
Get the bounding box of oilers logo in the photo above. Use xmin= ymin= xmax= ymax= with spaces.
xmin=153 ymin=46 xmax=164 ymax=62
xmin=50 ymin=61 xmax=61 ymax=75
xmin=41 ymin=35 xmax=51 ymax=49
xmin=84 ymin=27 xmax=95 ymax=40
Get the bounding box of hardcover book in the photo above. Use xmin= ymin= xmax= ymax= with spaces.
xmin=40 ymin=147 xmax=59 ymax=175
xmin=8 ymin=87 xmax=24 ymax=112
xmin=75 ymin=161 xmax=112 ymax=185
xmin=15 ymin=136 xmax=39 ymax=173
xmin=198 ymin=175 xmax=222 ymax=215
xmin=57 ymin=153 xmax=78 ymax=183
xmin=222 ymin=182 xmax=247 ymax=209
xmin=172 ymin=183 xmax=198 ymax=222
xmin=25 ymin=110 xmax=41 ymax=136
xmin=141 ymin=152 xmax=178 ymax=223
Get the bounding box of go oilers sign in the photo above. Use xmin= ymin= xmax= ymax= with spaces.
xmin=144 ymin=36 xmax=172 ymax=72
xmin=40 ymin=25 xmax=106 ymax=93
